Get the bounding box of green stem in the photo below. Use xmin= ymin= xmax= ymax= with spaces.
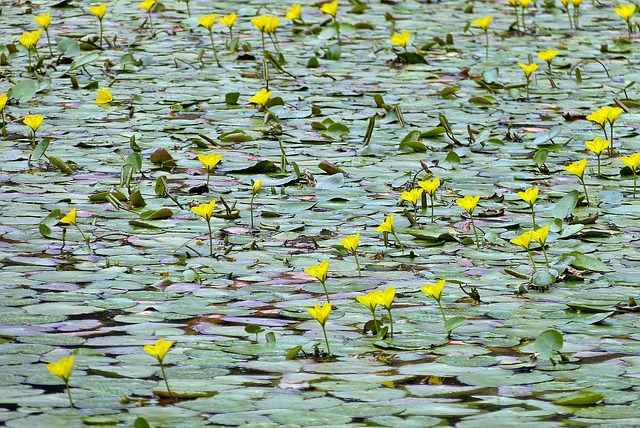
xmin=64 ymin=380 xmax=75 ymax=408
xmin=98 ymin=20 xmax=103 ymax=48
xmin=513 ymin=5 xmax=520 ymax=32
xmin=250 ymin=194 xmax=255 ymax=228
xmin=526 ymin=77 xmax=531 ymax=100
xmin=206 ymin=219 xmax=213 ymax=257
xmin=530 ymin=204 xmax=537 ymax=230
xmin=320 ymin=280 xmax=331 ymax=305
xmin=321 ymin=325 xmax=331 ymax=356
xmin=27 ymin=48 xmax=32 ymax=72
xmin=469 ymin=215 xmax=480 ymax=249
xmin=596 ymin=154 xmax=601 ymax=177
xmin=353 ymin=251 xmax=361 ymax=276
xmin=382 ymin=231 xmax=389 ymax=247
xmin=430 ymin=194 xmax=435 ymax=223
xmin=1 ymin=111 xmax=5 ymax=137
xmin=334 ymin=17 xmax=341 ymax=44
xmin=147 ymin=11 xmax=154 ymax=35
xmin=484 ymin=30 xmax=488 ymax=61
xmin=633 ymin=172 xmax=637 ymax=198
xmin=159 ymin=363 xmax=173 ymax=400
xmin=391 ymin=231 xmax=403 ymax=248
xmin=521 ymin=6 xmax=526 ymax=32
xmin=609 ymin=122 xmax=615 ymax=154
xmin=186 ymin=0 xmax=191 ymax=17
xmin=386 ymin=308 xmax=394 ymax=337
xmin=436 ymin=300 xmax=447 ymax=323
xmin=541 ymin=244 xmax=550 ymax=268
xmin=206 ymin=170 xmax=211 ymax=190
xmin=30 ymin=130 xmax=36 ymax=148
xmin=369 ymin=308 xmax=378 ymax=332
xmin=526 ymin=248 xmax=537 ymax=272
xmin=45 ymin=28 xmax=53 ymax=55
xmin=580 ymin=178 xmax=590 ymax=206
xmin=208 ymin=29 xmax=221 ymax=67
xmin=75 ymin=224 xmax=92 ymax=253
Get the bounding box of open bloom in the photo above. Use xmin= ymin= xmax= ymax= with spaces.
xmin=614 ymin=4 xmax=636 ymax=21
xmin=320 ymin=0 xmax=338 ymax=17
xmin=456 ymin=195 xmax=480 ymax=214
xmin=375 ymin=287 xmax=395 ymax=310
xmin=219 ymin=13 xmax=237 ymax=29
xmin=357 ymin=292 xmax=379 ymax=313
xmin=251 ymin=15 xmax=280 ymax=33
xmin=621 ymin=153 xmax=640 ymax=171
xmin=564 ymin=159 xmax=587 ymax=179
xmin=418 ymin=178 xmax=440 ymax=196
xmin=144 ymin=338 xmax=174 ymax=364
xmin=138 ymin=0 xmax=156 ymax=12
xmin=421 ymin=279 xmax=445 ymax=302
xmin=285 ymin=4 xmax=302 ymax=20
xmin=587 ymin=108 xmax=608 ymax=127
xmin=18 ymin=30 xmax=42 ymax=50
xmin=376 ymin=215 xmax=395 ymax=233
xmin=585 ymin=137 xmax=611 ymax=155
xmin=390 ymin=30 xmax=411 ymax=48
xmin=34 ymin=13 xmax=51 ymax=29
xmin=537 ymin=48 xmax=559 ymax=64
xmin=532 ymin=224 xmax=549 ymax=245
xmin=191 ymin=200 xmax=216 ymax=221
xmin=0 ymin=93 xmax=7 ymax=111
xmin=89 ymin=3 xmax=107 ymax=19
xmin=96 ymin=88 xmax=113 ymax=104
xmin=253 ymin=179 xmax=262 ymax=195
xmin=401 ymin=188 xmax=423 ymax=206
xmin=249 ymin=88 xmax=272 ymax=107
xmin=24 ymin=114 xmax=44 ymax=132
xmin=518 ymin=187 xmax=538 ymax=206
xmin=197 ymin=153 xmax=222 ymax=172
xmin=340 ymin=233 xmax=359 ymax=253
xmin=510 ymin=230 xmax=534 ymax=250
xmin=606 ymin=106 xmax=623 ymax=125
xmin=519 ymin=62 xmax=539 ymax=78
xmin=47 ymin=356 xmax=74 ymax=383
xmin=472 ymin=15 xmax=492 ymax=31
xmin=60 ymin=208 xmax=77 ymax=225
xmin=307 ymin=303 xmax=331 ymax=326
xmin=198 ymin=14 xmax=217 ymax=30
xmin=305 ymin=260 xmax=329 ymax=283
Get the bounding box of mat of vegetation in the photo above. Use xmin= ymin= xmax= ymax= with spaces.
xmin=1 ymin=0 xmax=640 ymax=426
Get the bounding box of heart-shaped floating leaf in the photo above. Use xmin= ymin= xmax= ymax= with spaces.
xmin=552 ymin=390 xmax=604 ymax=406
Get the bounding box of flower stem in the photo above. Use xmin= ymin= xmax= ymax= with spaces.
xmin=208 ymin=30 xmax=221 ymax=67
xmin=484 ymin=30 xmax=488 ymax=61
xmin=386 ymin=308 xmax=394 ymax=337
xmin=250 ymin=194 xmax=256 ymax=228
xmin=430 ymin=194 xmax=435 ymax=223
xmin=580 ymin=178 xmax=590 ymax=206
xmin=436 ymin=300 xmax=447 ymax=323
xmin=321 ymin=325 xmax=331 ymax=356
xmin=633 ymin=172 xmax=637 ymax=198
xmin=75 ymin=225 xmax=92 ymax=253
xmin=353 ymin=251 xmax=361 ymax=276
xmin=369 ymin=308 xmax=378 ymax=332
xmin=391 ymin=231 xmax=403 ymax=248
xmin=27 ymin=49 xmax=32 ymax=72
xmin=526 ymin=248 xmax=537 ymax=272
xmin=159 ymin=364 xmax=173 ymax=400
xmin=45 ymin=29 xmax=54 ymax=55
xmin=541 ymin=245 xmax=550 ymax=268
xmin=530 ymin=204 xmax=537 ymax=229
xmin=206 ymin=219 xmax=213 ymax=257
xmin=596 ymin=154 xmax=601 ymax=177
xmin=147 ymin=12 xmax=154 ymax=35
xmin=1 ymin=111 xmax=5 ymax=137
xmin=98 ymin=20 xmax=103 ymax=48
xmin=469 ymin=215 xmax=480 ymax=249
xmin=64 ymin=380 xmax=75 ymax=408
xmin=320 ymin=280 xmax=331 ymax=305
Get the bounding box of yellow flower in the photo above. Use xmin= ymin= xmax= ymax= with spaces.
xmin=47 ymin=356 xmax=74 ymax=383
xmin=586 ymin=107 xmax=608 ymax=126
xmin=0 ymin=93 xmax=7 ymax=111
xmin=144 ymin=338 xmax=174 ymax=364
xmin=357 ymin=292 xmax=379 ymax=312
xmin=376 ymin=215 xmax=395 ymax=233
xmin=517 ymin=187 xmax=538 ymax=206
xmin=96 ymin=88 xmax=113 ymax=104
xmin=472 ymin=15 xmax=492 ymax=31
xmin=320 ymin=0 xmax=339 ymax=17
xmin=307 ymin=303 xmax=331 ymax=326
xmin=89 ymin=3 xmax=107 ymax=19
xmin=606 ymin=106 xmax=623 ymax=125
xmin=390 ymin=30 xmax=411 ymax=48
xmin=219 ymin=13 xmax=237 ymax=29
xmin=24 ymin=114 xmax=44 ymax=132
xmin=251 ymin=16 xmax=280 ymax=33
xmin=18 ymin=29 xmax=42 ymax=50
xmin=253 ymin=179 xmax=262 ymax=195
xmin=508 ymin=0 xmax=518 ymax=5
xmin=520 ymin=0 xmax=532 ymax=6
xmin=60 ymin=208 xmax=77 ymax=225
xmin=518 ymin=62 xmax=538 ymax=78
xmin=285 ymin=4 xmax=302 ymax=20
xmin=198 ymin=14 xmax=217 ymax=31
xmin=621 ymin=153 xmax=640 ymax=171
xmin=614 ymin=4 xmax=636 ymax=21
xmin=585 ymin=137 xmax=611 ymax=156
xmin=510 ymin=230 xmax=534 ymax=250
xmin=571 ymin=0 xmax=583 ymax=6
xmin=537 ymin=48 xmax=559 ymax=64
xmin=340 ymin=233 xmax=359 ymax=253
xmin=374 ymin=287 xmax=395 ymax=310
xmin=532 ymin=224 xmax=549 ymax=245
xmin=138 ymin=0 xmax=156 ymax=12
xmin=418 ymin=178 xmax=441 ymax=196
xmin=421 ymin=279 xmax=445 ymax=302
xmin=34 ymin=13 xmax=51 ymax=29
xmin=401 ymin=188 xmax=423 ymax=206
xmin=249 ymin=88 xmax=272 ymax=107
xmin=305 ymin=260 xmax=329 ymax=283
xmin=191 ymin=200 xmax=216 ymax=221
xmin=565 ymin=159 xmax=587 ymax=179
xmin=197 ymin=153 xmax=222 ymax=172
xmin=456 ymin=195 xmax=480 ymax=214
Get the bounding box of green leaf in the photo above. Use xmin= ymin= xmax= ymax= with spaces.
xmin=325 ymin=44 xmax=341 ymax=61
xmin=552 ymin=390 xmax=604 ymax=406
xmin=32 ymin=137 xmax=50 ymax=160
xmin=133 ymin=417 xmax=151 ymax=428
xmin=553 ymin=190 xmax=579 ymax=219
xmin=225 ymin=92 xmax=240 ymax=105
xmin=140 ymin=208 xmax=173 ymax=220
xmin=565 ymin=251 xmax=612 ymax=272
xmin=229 ymin=160 xmax=278 ymax=174
xmin=244 ymin=324 xmax=265 ymax=334
xmin=39 ymin=209 xmax=61 ymax=238
xmin=397 ymin=52 xmax=427 ymax=64
xmin=534 ymin=329 xmax=563 ymax=360
xmin=442 ymin=150 xmax=460 ymax=169
xmin=286 ymin=345 xmax=303 ymax=360
xmin=67 ymin=52 xmax=100 ymax=73
xmin=9 ymin=79 xmax=38 ymax=103
xmin=444 ymin=316 xmax=466 ymax=333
